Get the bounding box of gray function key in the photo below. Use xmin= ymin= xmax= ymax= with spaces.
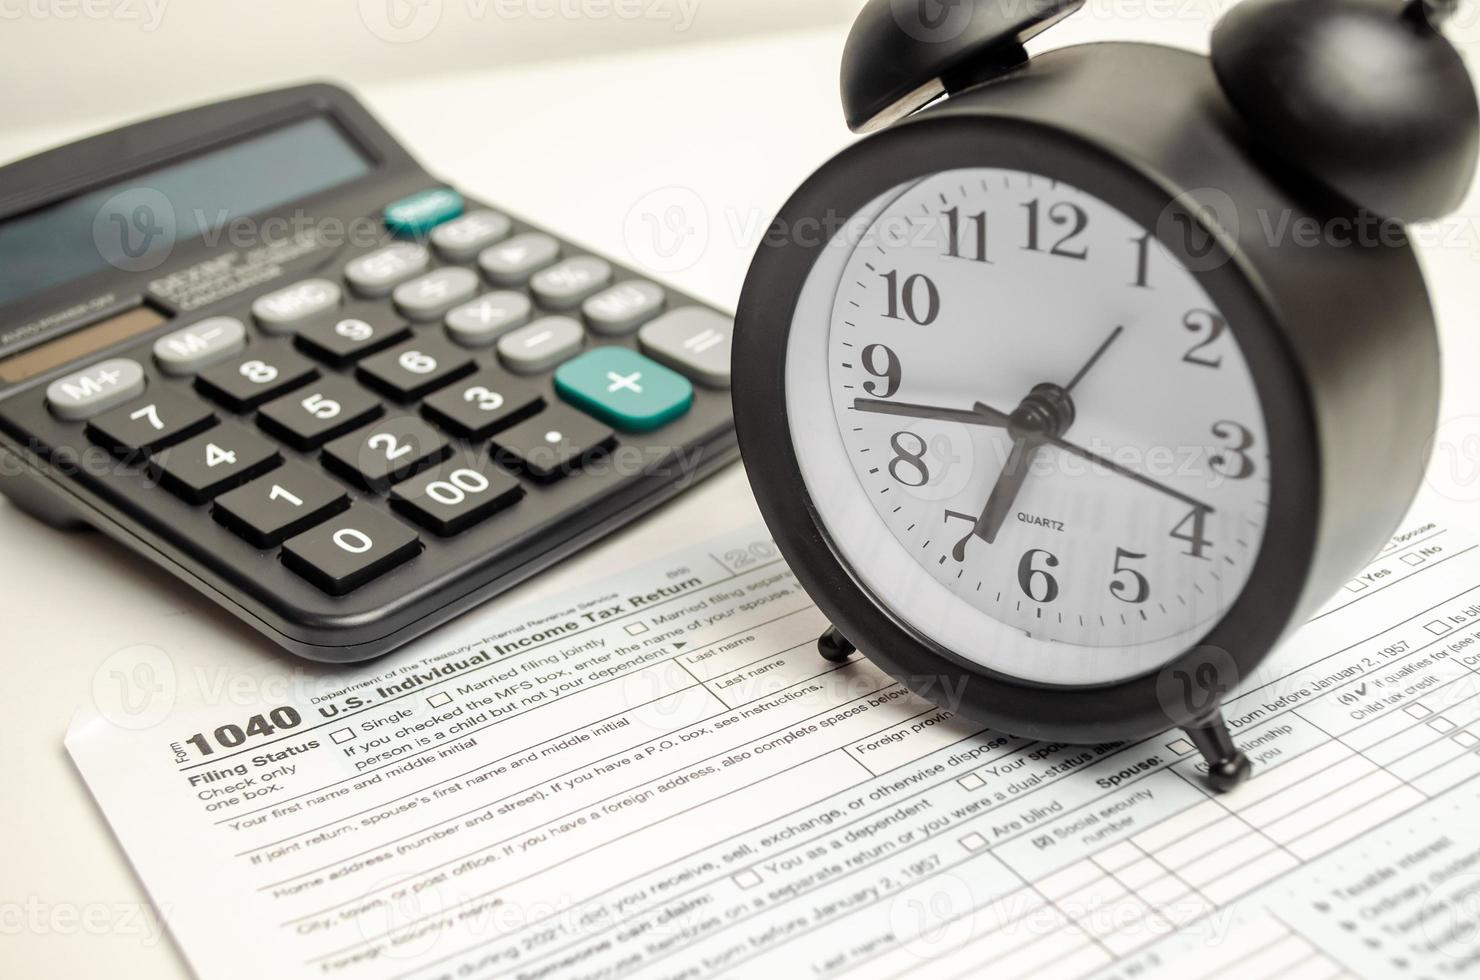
xmin=153 ymin=316 xmax=247 ymax=376
xmin=430 ymin=210 xmax=511 ymax=261
xmin=478 ymin=233 xmax=560 ymax=287
xmin=497 ymin=317 xmax=584 ymax=374
xmin=583 ymin=280 xmax=665 ymax=336
xmin=639 ymin=308 xmax=734 ymax=388
xmin=531 ymin=256 xmax=613 ymax=311
xmin=393 ymin=267 xmax=479 ymax=321
xmin=46 ymin=358 xmax=147 ymax=421
xmin=345 ymin=243 xmax=430 ymax=297
xmin=445 ymin=291 xmax=532 ymax=347
xmin=253 ymin=278 xmax=342 ymax=334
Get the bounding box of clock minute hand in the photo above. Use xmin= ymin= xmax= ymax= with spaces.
xmin=973 ymin=434 xmax=1043 ymax=543
xmin=1045 ymin=435 xmax=1215 ymax=513
xmin=853 ymin=398 xmax=1011 ymax=428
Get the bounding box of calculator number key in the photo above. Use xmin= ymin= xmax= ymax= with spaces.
xmin=282 ymin=504 xmax=421 ymax=596
xmin=196 ymin=349 xmax=319 ymax=411
xmin=258 ymin=377 xmax=383 ymax=450
xmin=86 ymin=390 xmax=216 ymax=457
xmin=391 ymin=459 xmax=523 ymax=536
xmin=323 ymin=416 xmax=451 ymax=491
xmin=357 ymin=339 xmax=474 ymax=402
xmin=149 ymin=423 xmax=281 ymax=504
xmin=213 ymin=461 xmax=349 ymax=547
xmin=421 ymin=369 xmax=543 ymax=439
xmin=294 ymin=309 xmax=411 ymax=367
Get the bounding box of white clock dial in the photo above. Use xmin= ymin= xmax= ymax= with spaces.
xmin=785 ymin=167 xmax=1270 ymax=685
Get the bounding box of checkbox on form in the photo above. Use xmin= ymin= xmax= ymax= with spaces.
xmin=1453 ymin=731 xmax=1479 ymax=749
xmin=732 ymin=870 xmax=761 ymax=889
xmin=1428 ymin=717 xmax=1457 ymax=734
xmin=625 ymin=621 xmax=649 ymax=636
xmin=960 ymin=833 xmax=987 ymax=852
xmin=958 ymin=773 xmax=985 ymax=791
xmin=1402 ymin=553 xmax=1426 ymax=566
xmin=1406 ymin=703 xmax=1433 ymax=719
xmin=427 ymin=692 xmax=453 ymax=708
xmin=330 ymin=728 xmax=354 ymax=744
xmin=1427 ymin=620 xmax=1452 ymax=636
xmin=1346 ymin=580 xmax=1369 ymax=593
xmin=1166 ymin=738 xmax=1194 ymax=755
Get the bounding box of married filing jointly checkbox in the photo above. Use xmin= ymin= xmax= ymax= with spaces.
xmin=427 ymin=692 xmax=453 ymax=708
xmin=330 ymin=728 xmax=355 ymax=744
xmin=624 ymin=622 xmax=650 ymax=636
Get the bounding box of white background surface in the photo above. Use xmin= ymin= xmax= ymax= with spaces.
xmin=1 ymin=7 xmax=1478 ymax=977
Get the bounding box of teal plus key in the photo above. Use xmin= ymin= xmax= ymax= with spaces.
xmin=554 ymin=347 xmax=693 ymax=433
xmin=383 ymin=188 xmax=464 ymax=237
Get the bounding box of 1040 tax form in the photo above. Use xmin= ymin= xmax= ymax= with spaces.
xmin=68 ymin=515 xmax=1480 ymax=979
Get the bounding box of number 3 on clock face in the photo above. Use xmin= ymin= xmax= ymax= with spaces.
xmin=785 ymin=167 xmax=1271 ymax=686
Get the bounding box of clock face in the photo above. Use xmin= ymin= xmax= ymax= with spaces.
xmin=785 ymin=167 xmax=1271 ymax=685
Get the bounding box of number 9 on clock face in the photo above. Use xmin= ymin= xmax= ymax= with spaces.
xmin=785 ymin=167 xmax=1270 ymax=686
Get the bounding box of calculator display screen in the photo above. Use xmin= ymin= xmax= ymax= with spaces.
xmin=0 ymin=116 xmax=371 ymax=308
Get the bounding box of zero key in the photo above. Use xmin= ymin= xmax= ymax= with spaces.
xmin=282 ymin=504 xmax=421 ymax=596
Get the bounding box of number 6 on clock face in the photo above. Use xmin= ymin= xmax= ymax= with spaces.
xmin=786 ymin=167 xmax=1270 ymax=686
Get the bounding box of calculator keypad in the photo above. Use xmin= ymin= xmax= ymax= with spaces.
xmin=281 ymin=504 xmax=421 ymax=596
xmin=213 ymin=461 xmax=349 ymax=547
xmin=257 ymin=376 xmax=383 ymax=450
xmin=149 ymin=423 xmax=281 ymax=504
xmin=87 ymin=390 xmax=216 ymax=458
xmin=323 ymin=416 xmax=451 ymax=492
xmin=5 ymin=185 xmax=736 ymax=619
xmin=196 ymin=348 xmax=319 ymax=411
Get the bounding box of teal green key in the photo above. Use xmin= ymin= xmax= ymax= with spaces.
xmin=383 ymin=188 xmax=463 ymax=237
xmin=555 ymin=347 xmax=693 ymax=433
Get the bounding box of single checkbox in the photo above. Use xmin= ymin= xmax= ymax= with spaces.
xmin=1402 ymin=554 xmax=1426 ymax=566
xmin=1428 ymin=717 xmax=1457 ymax=734
xmin=625 ymin=622 xmax=650 ymax=636
xmin=1452 ymin=731 xmax=1479 ymax=749
xmin=958 ymin=773 xmax=985 ymax=791
xmin=732 ymin=870 xmax=762 ymax=889
xmin=330 ymin=727 xmax=355 ymax=744
xmin=427 ymin=692 xmax=453 ymax=708
xmin=1406 ymin=703 xmax=1433 ymax=719
xmin=1166 ymin=738 xmax=1195 ymax=755
xmin=1346 ymin=580 xmax=1369 ymax=593
xmin=960 ymin=832 xmax=987 ymax=852
xmin=1427 ymin=620 xmax=1453 ymax=635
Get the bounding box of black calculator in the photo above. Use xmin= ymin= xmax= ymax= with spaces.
xmin=0 ymin=84 xmax=738 ymax=663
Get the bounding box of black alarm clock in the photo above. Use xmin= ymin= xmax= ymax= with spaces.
xmin=733 ymin=0 xmax=1478 ymax=790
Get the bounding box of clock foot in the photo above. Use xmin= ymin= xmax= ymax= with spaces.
xmin=817 ymin=626 xmax=856 ymax=663
xmin=1182 ymin=712 xmax=1251 ymax=793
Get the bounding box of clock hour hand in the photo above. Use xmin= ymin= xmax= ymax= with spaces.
xmin=1045 ymin=435 xmax=1215 ymax=513
xmin=973 ymin=434 xmax=1043 ymax=543
xmin=853 ymin=398 xmax=1011 ymax=428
